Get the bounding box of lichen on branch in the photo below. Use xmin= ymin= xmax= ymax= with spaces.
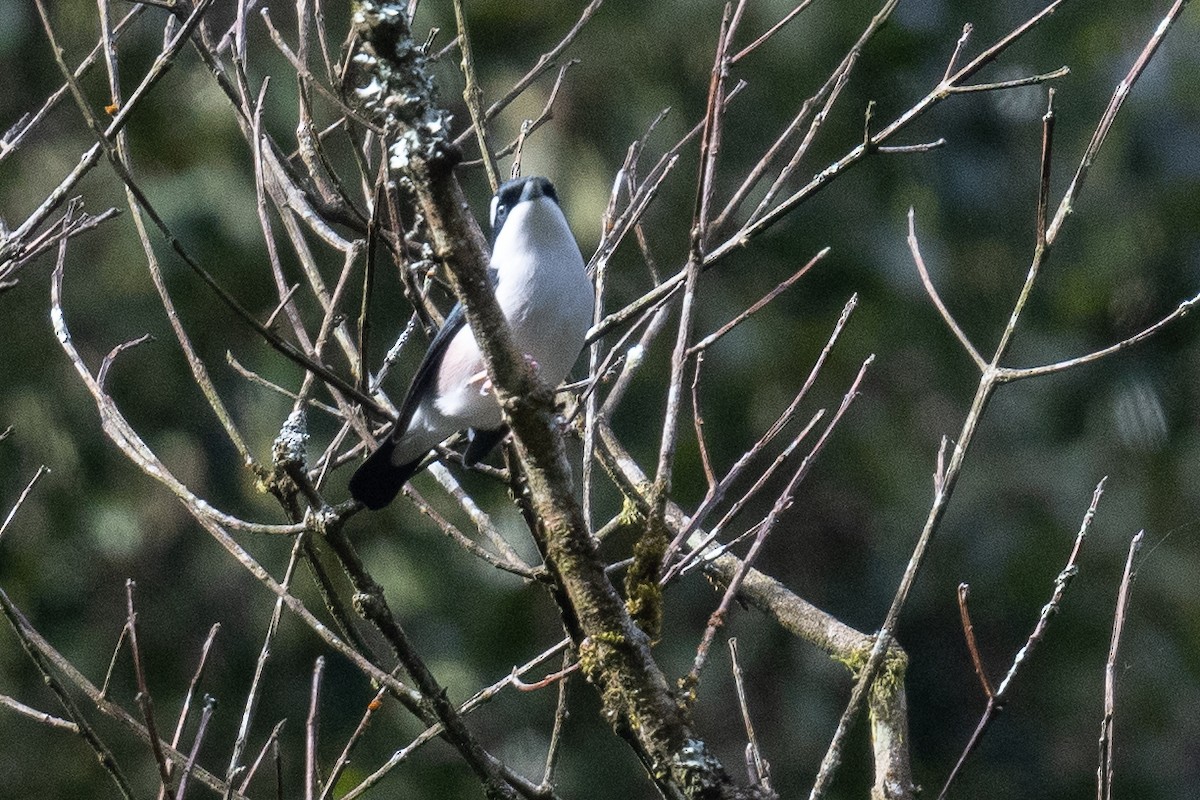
xmin=348 ymin=1 xmax=453 ymax=172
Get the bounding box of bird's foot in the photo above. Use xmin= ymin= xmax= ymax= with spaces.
xmin=467 ymin=369 xmax=491 ymax=396
xmin=467 ymin=355 xmax=541 ymax=396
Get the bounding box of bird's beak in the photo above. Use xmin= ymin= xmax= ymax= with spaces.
xmin=520 ymin=179 xmax=547 ymax=203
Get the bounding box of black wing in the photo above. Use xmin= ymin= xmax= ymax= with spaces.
xmin=390 ymin=301 xmax=467 ymax=436
xmin=391 ymin=267 xmax=499 ymax=437
xmin=348 ymin=271 xmax=499 ymax=510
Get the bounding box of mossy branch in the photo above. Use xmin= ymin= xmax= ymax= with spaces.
xmin=347 ymin=3 xmax=764 ymax=797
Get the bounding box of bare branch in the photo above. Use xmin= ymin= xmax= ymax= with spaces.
xmin=1099 ymin=530 xmax=1145 ymax=800
xmin=810 ymin=8 xmax=1185 ymax=790
xmin=305 ymin=657 xmax=326 ymax=800
xmin=731 ymin=0 xmax=816 ymax=64
xmin=938 ymin=478 xmax=1106 ymax=799
xmin=956 ymin=584 xmax=994 ymax=700
xmin=0 ymin=589 xmax=138 ymax=800
xmin=716 ymin=0 xmax=1065 ymax=261
xmin=340 ymin=638 xmax=572 ymax=799
xmin=998 ymin=289 xmax=1200 ymax=382
xmin=0 ymin=694 xmax=79 ymax=734
xmin=452 ymin=0 xmax=501 ymax=190
xmin=907 ymin=208 xmax=986 ymax=371
xmin=125 ymin=580 xmax=177 ymax=800
xmin=452 ymin=0 xmax=604 ymax=147
xmin=685 ymin=356 xmax=873 ymax=689
xmin=237 ymin=720 xmax=286 ymax=797
xmin=319 ymin=688 xmax=387 ymax=800
xmin=687 ymin=248 xmax=827 ymax=357
xmin=175 ymin=696 xmax=216 ymax=800
xmin=224 ymin=538 xmax=305 ymax=797
xmin=947 ymin=66 xmax=1069 ymax=94
xmin=0 ymin=465 xmax=50 ymax=543
xmin=159 ymin=624 xmax=221 ymax=800
xmin=539 ymin=652 xmax=573 ymax=791
xmin=730 ymin=638 xmax=772 ymax=792
xmin=1046 ymin=0 xmax=1189 ymax=245
xmin=665 ymin=292 xmax=858 ymax=577
xmin=1036 ymin=88 xmax=1056 ymax=251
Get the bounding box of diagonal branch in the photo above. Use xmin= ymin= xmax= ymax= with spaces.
xmin=907 ymin=208 xmax=986 ymax=371
xmin=348 ymin=4 xmax=768 ymax=797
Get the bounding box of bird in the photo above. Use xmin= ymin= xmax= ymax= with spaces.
xmin=349 ymin=176 xmax=594 ymax=510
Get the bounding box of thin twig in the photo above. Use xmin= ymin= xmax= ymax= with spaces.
xmin=159 ymin=623 xmax=222 ymax=800
xmin=319 ymin=688 xmax=387 ymax=800
xmin=907 ymin=209 xmax=985 ymax=370
xmin=0 ymin=694 xmax=79 ymax=733
xmin=52 ymin=247 xmax=425 ymax=738
xmin=938 ymin=478 xmax=1106 ymax=799
xmin=956 ymin=584 xmax=993 ymax=699
xmin=0 ymin=465 xmax=50 ymax=542
xmin=126 ymin=580 xmax=176 ymax=800
xmin=452 ymin=0 xmax=501 ymax=190
xmin=237 ymin=720 xmax=286 ymax=796
xmin=227 ymin=352 xmax=342 ymax=417
xmin=306 ymin=657 xmax=326 ymax=800
xmin=1099 ymin=530 xmax=1144 ymax=800
xmin=691 ymin=354 xmax=716 ymax=489
xmin=731 ymin=0 xmax=816 ymax=63
xmin=746 ymin=33 xmax=858 ymax=226
xmin=452 ymin=0 xmax=604 ymax=147
xmin=948 ymin=66 xmax=1070 ymax=94
xmin=997 ymin=289 xmax=1200 ymax=382
xmin=664 ymin=293 xmax=858 ymax=578
xmin=100 ymin=623 xmax=130 ymax=699
xmin=714 ymin=0 xmax=1064 ymax=265
xmin=652 ymin=2 xmax=734 ymax=509
xmin=685 ymin=356 xmax=872 ymax=690
xmin=674 ymin=409 xmax=825 ymax=581
xmin=224 ymin=537 xmax=305 ymax=798
xmin=314 ymin=518 xmax=534 ymax=800
xmin=686 ymin=249 xmax=827 ymax=356
xmin=729 ymin=638 xmax=771 ymax=791
xmin=510 ymin=661 xmax=580 ymax=692
xmin=1036 ymin=88 xmax=1056 ymax=252
xmin=466 ymin=60 xmax=577 ymax=165
xmin=41 ymin=3 xmax=385 ymax=420
xmin=97 ymin=335 xmax=154 ymax=391
xmin=0 ymin=589 xmax=138 ymax=800
xmin=5 ymin=0 xmax=213 ymax=264
xmin=539 ymin=651 xmax=573 ymax=791
xmin=942 ymin=23 xmax=973 ymax=82
xmin=0 ymin=5 xmax=144 ymax=164
xmin=176 ymin=696 xmax=217 ymax=800
xmin=260 ymin=8 xmax=383 ymax=133
xmin=1046 ymin=0 xmax=1188 ymax=245
xmin=340 ymin=638 xmax=571 ymax=800
xmin=4 ymin=581 xmax=245 ymax=797
xmin=403 ymin=478 xmax=537 ymax=578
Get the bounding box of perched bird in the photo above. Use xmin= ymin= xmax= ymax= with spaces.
xmin=349 ymin=176 xmax=594 ymax=510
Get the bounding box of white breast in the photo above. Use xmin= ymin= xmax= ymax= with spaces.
xmin=429 ymin=196 xmax=593 ymax=427
xmin=494 ymin=197 xmax=594 ymax=384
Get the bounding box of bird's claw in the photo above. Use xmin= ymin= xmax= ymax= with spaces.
xmin=468 ymin=355 xmax=541 ymax=396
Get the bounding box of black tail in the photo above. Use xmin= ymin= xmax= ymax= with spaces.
xmin=348 ymin=439 xmax=425 ymax=510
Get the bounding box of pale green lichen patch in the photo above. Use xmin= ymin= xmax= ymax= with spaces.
xmin=348 ymin=1 xmax=453 ymax=173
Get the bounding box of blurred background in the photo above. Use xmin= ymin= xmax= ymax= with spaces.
xmin=2 ymin=0 xmax=1199 ymax=798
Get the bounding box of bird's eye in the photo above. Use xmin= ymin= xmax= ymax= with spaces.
xmin=492 ymin=204 xmax=508 ymax=230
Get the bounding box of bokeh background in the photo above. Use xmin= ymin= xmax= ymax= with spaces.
xmin=2 ymin=1 xmax=1199 ymax=798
